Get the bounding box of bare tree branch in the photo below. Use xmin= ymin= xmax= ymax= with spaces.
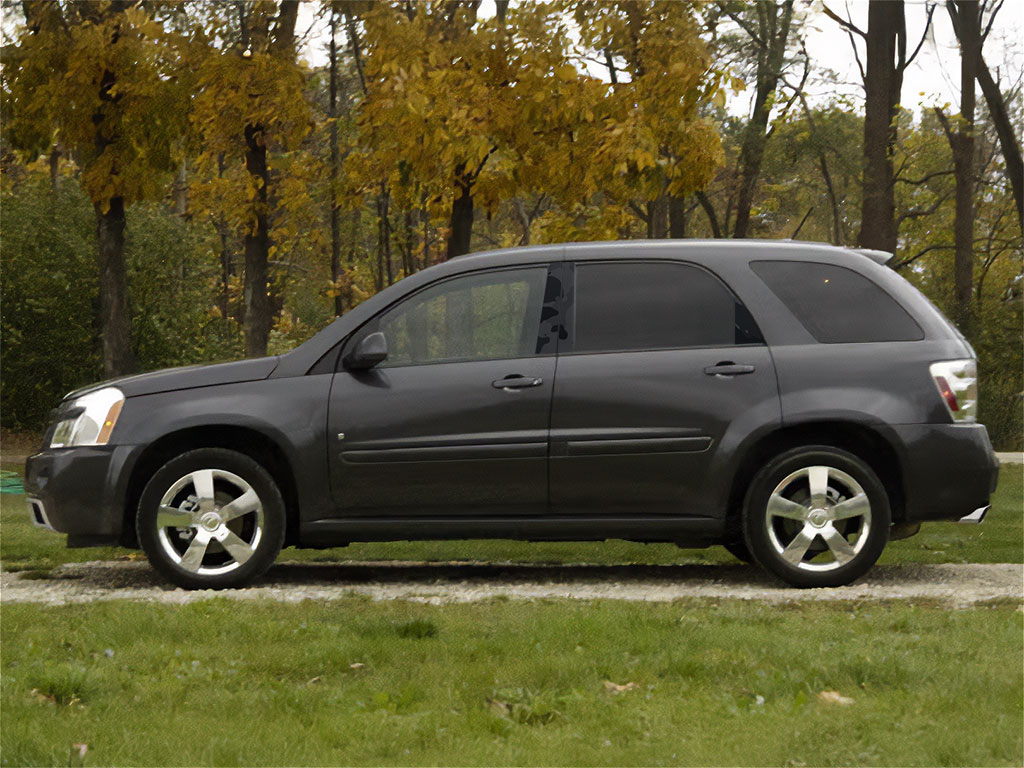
xmin=822 ymin=3 xmax=866 ymax=38
xmin=902 ymin=2 xmax=937 ymax=71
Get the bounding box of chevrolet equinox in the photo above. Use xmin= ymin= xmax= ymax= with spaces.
xmin=25 ymin=240 xmax=1000 ymax=589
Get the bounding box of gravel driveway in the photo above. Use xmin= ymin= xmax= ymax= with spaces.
xmin=2 ymin=560 xmax=1020 ymax=607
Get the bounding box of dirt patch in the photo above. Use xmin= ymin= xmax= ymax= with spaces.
xmin=1 ymin=560 xmax=1020 ymax=608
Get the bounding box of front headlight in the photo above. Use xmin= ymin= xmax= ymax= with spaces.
xmin=49 ymin=387 xmax=125 ymax=448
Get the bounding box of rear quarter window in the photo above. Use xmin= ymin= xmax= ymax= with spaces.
xmin=751 ymin=260 xmax=924 ymax=343
xmin=572 ymin=261 xmax=764 ymax=353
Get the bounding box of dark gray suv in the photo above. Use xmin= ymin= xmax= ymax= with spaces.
xmin=24 ymin=240 xmax=999 ymax=589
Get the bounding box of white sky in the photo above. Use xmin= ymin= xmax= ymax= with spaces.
xmin=799 ymin=0 xmax=1024 ymax=117
xmin=295 ymin=0 xmax=1024 ymax=120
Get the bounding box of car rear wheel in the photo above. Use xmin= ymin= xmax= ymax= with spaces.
xmin=742 ymin=446 xmax=890 ymax=588
xmin=137 ymin=448 xmax=285 ymax=589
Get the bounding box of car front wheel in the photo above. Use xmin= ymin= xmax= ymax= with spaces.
xmin=137 ymin=448 xmax=285 ymax=589
xmin=742 ymin=446 xmax=890 ymax=588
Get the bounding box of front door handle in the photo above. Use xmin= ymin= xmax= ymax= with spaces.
xmin=492 ymin=375 xmax=544 ymax=391
xmin=704 ymin=362 xmax=755 ymax=377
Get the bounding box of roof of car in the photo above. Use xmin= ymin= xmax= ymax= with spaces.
xmin=451 ymin=239 xmax=893 ymax=265
xmin=275 ymin=239 xmax=895 ymax=376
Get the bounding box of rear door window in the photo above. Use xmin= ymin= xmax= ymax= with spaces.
xmin=751 ymin=260 xmax=924 ymax=343
xmin=572 ymin=261 xmax=763 ymax=354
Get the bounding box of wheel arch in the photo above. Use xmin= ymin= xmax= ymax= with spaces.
xmin=725 ymin=421 xmax=906 ymax=534
xmin=121 ymin=425 xmax=300 ymax=549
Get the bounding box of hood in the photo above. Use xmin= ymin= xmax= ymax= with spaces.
xmin=64 ymin=356 xmax=280 ymax=401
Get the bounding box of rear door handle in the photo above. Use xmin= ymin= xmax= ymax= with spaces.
xmin=492 ymin=375 xmax=544 ymax=390
xmin=704 ymin=363 xmax=755 ymax=377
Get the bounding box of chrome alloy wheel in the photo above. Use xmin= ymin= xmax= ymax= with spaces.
xmin=155 ymin=469 xmax=264 ymax=576
xmin=763 ymin=465 xmax=871 ymax=572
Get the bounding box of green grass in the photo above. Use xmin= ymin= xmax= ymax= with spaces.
xmin=2 ymin=598 xmax=1021 ymax=766
xmin=3 ymin=464 xmax=1021 ymax=571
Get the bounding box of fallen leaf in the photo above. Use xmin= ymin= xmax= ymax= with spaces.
xmin=30 ymin=688 xmax=56 ymax=704
xmin=603 ymin=680 xmax=640 ymax=694
xmin=307 ymin=676 xmax=322 ymax=685
xmin=817 ymin=690 xmax=855 ymax=706
xmin=69 ymin=743 xmax=88 ymax=767
xmin=487 ymin=697 xmax=509 ymax=716
xmin=349 ymin=662 xmax=366 ymax=670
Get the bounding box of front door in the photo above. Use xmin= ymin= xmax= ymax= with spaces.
xmin=328 ymin=264 xmax=561 ymax=516
xmin=549 ymin=258 xmax=779 ymax=517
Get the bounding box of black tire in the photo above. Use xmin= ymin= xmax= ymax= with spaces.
xmin=723 ymin=539 xmax=754 ymax=564
xmin=137 ymin=448 xmax=286 ymax=589
xmin=742 ymin=446 xmax=890 ymax=588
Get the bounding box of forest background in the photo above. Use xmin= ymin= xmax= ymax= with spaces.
xmin=1 ymin=0 xmax=1021 ymax=449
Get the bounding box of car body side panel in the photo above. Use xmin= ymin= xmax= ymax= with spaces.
xmin=113 ymin=376 xmax=335 ymax=524
xmin=549 ymin=346 xmax=781 ymax=518
xmin=327 ymin=357 xmax=557 ymax=516
xmin=770 ymin=340 xmax=967 ymax=426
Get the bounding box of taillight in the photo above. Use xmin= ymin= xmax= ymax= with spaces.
xmin=929 ymin=360 xmax=977 ymax=422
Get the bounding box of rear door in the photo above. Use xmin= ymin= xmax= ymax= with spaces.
xmin=327 ymin=264 xmax=562 ymax=517
xmin=549 ymin=257 xmax=779 ymax=517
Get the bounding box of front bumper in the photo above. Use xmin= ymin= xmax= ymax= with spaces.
xmin=891 ymin=423 xmax=1000 ymax=522
xmin=24 ymin=444 xmax=139 ymax=546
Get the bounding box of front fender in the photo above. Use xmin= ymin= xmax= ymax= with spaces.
xmin=114 ymin=374 xmax=333 ymax=522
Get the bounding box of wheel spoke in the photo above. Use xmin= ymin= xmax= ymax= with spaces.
xmin=808 ymin=466 xmax=830 ymax=508
xmin=781 ymin=526 xmax=816 ymax=566
xmin=179 ymin=531 xmax=211 ymax=572
xmin=830 ymin=493 xmax=870 ymax=521
xmin=220 ymin=488 xmax=260 ymax=522
xmin=191 ymin=470 xmax=216 ymax=513
xmin=157 ymin=505 xmax=194 ymax=528
xmin=821 ymin=524 xmax=856 ymax=564
xmin=767 ymin=493 xmax=808 ymax=521
xmin=216 ymin=529 xmax=254 ymax=565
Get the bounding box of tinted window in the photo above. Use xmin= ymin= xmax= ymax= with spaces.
xmin=372 ymin=267 xmax=550 ymax=366
xmin=751 ymin=260 xmax=924 ymax=343
xmin=572 ymin=262 xmax=763 ymax=354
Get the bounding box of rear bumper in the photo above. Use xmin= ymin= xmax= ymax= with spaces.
xmin=891 ymin=423 xmax=1000 ymax=522
xmin=23 ymin=445 xmax=139 ymax=545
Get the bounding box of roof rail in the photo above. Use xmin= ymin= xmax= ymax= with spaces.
xmin=854 ymin=248 xmax=895 ymax=266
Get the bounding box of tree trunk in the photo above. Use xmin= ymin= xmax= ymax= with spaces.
xmin=48 ymin=143 xmax=61 ymax=192
xmin=173 ymin=161 xmax=188 ymax=217
xmin=696 ymin=191 xmax=723 ymax=238
xmin=950 ymin=0 xmax=979 ymax=333
xmin=95 ymin=197 xmax=135 ymax=377
xmin=215 ymin=153 xmax=235 ymax=323
xmin=237 ymin=0 xmax=298 ymax=356
xmin=447 ymin=165 xmax=474 ymax=258
xmin=732 ymin=0 xmax=794 ymax=238
xmin=858 ymin=0 xmax=904 ymax=253
xmin=668 ymin=195 xmax=687 ymax=238
xmin=646 ymin=194 xmax=668 ymax=238
xmin=328 ymin=5 xmax=343 ymax=317
xmin=421 ymin=195 xmax=431 ymax=269
xmin=976 ymin=60 xmax=1024 ymax=231
xmin=946 ymin=0 xmax=1023 ymax=232
xmin=243 ymin=123 xmax=272 ymax=357
xmin=375 ymin=185 xmax=392 ymax=290
xmin=89 ymin=1 xmax=134 ymax=377
xmin=220 ymin=231 xmax=233 ymax=323
xmin=402 ymin=211 xmax=415 ymax=276
xmin=819 ymin=154 xmax=843 ymax=245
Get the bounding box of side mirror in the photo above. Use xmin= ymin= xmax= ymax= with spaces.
xmin=343 ymin=331 xmax=388 ymax=371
